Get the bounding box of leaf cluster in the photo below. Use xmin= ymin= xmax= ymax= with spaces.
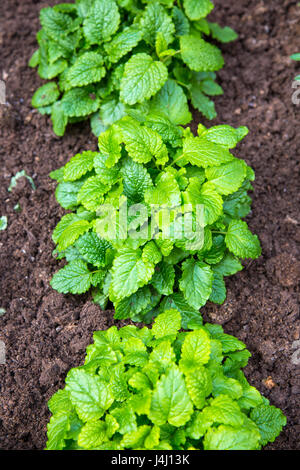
xmin=29 ymin=0 xmax=238 ymax=136
xmin=50 ymin=116 xmax=261 ymax=322
xmin=46 ymin=309 xmax=286 ymax=450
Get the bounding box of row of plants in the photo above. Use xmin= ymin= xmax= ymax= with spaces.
xmin=29 ymin=0 xmax=286 ymax=450
xmin=29 ymin=0 xmax=237 ymax=136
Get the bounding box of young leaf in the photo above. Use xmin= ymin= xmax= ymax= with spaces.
xmin=180 ymin=36 xmax=224 ymax=72
xmin=120 ymin=53 xmax=168 ymax=105
xmin=51 ymin=259 xmax=93 ymax=294
xmin=179 ymin=259 xmax=213 ymax=309
xmin=51 ymin=102 xmax=68 ymax=137
xmin=83 ymin=0 xmax=120 ymax=44
xmin=225 ymin=220 xmax=261 ymax=259
xmin=183 ymin=0 xmax=214 ymax=21
xmin=67 ymin=52 xmax=106 ymax=87
xmin=110 ymin=249 xmax=155 ymax=301
xmin=61 ymin=87 xmax=100 ymax=117
xmin=150 ymin=80 xmax=192 ymax=125
xmin=104 ymin=26 xmax=142 ymax=64
xmin=63 ymin=151 xmax=98 ymax=181
xmin=149 ymin=365 xmax=193 ymax=426
xmin=32 ymin=82 xmax=60 ymax=108
xmin=141 ymin=1 xmax=175 ymax=45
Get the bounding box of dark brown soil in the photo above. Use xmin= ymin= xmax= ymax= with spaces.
xmin=0 ymin=0 xmax=299 ymax=451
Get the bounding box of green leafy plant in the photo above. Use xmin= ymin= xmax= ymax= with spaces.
xmin=29 ymin=0 xmax=238 ymax=136
xmin=50 ymin=116 xmax=261 ymax=322
xmin=291 ymin=53 xmax=300 ymax=81
xmin=46 ymin=309 xmax=286 ymax=450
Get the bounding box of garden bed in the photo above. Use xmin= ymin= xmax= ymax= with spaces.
xmin=0 ymin=0 xmax=299 ymax=450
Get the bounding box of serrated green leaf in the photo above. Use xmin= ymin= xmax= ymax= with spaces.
xmin=225 ymin=219 xmax=261 ymax=259
xmin=56 ymin=218 xmax=91 ymax=251
xmin=151 ymin=262 xmax=175 ymax=296
xmin=152 ymin=309 xmax=181 ymax=339
xmin=76 ymin=231 xmax=111 ymax=267
xmin=56 ymin=181 xmax=83 ymax=209
xmin=179 ymin=329 xmax=211 ymax=372
xmin=161 ymin=293 xmax=202 ymax=329
xmin=184 ymin=180 xmax=223 ymax=225
xmin=46 ymin=414 xmax=70 ymax=450
xmin=250 ymin=405 xmax=287 ymax=446
xmin=201 ymin=79 xmax=223 ymax=96
xmin=67 ymin=52 xmax=105 ymax=87
xmin=99 ymin=98 xmax=126 ymax=127
xmin=48 ymin=389 xmax=73 ymax=416
xmin=111 ymin=406 xmax=137 ymax=435
xmin=183 ymin=0 xmax=214 ymax=21
xmin=29 ymin=49 xmax=40 ymax=68
xmin=180 ymin=35 xmax=224 ymax=72
xmin=150 ymin=79 xmax=192 ymax=125
xmin=64 ymin=151 xmax=98 ymax=181
xmin=118 ymin=117 xmax=168 ymax=165
xmin=110 ymin=248 xmax=155 ymax=301
xmin=51 ymin=101 xmax=68 ymax=136
xmin=205 ymin=160 xmax=247 ymax=195
xmin=145 ymin=171 xmax=181 ymax=207
xmin=172 ymin=6 xmax=190 ymax=36
xmin=190 ymin=86 xmax=217 ymax=120
xmin=61 ymin=87 xmax=100 ymax=117
xmin=51 ymin=259 xmax=93 ymax=294
xmin=94 ymin=154 xmax=121 ymax=186
xmin=209 ymin=274 xmax=226 ymax=304
xmin=204 ymin=395 xmax=245 ymax=427
xmin=78 ymin=421 xmax=107 ymax=449
xmin=77 ymin=176 xmax=110 ymax=211
xmin=149 ymin=365 xmax=193 ymax=427
xmin=185 ymin=366 xmax=212 ymax=408
xmin=182 ymin=135 xmax=233 ymax=168
xmin=179 ymin=259 xmax=213 ymax=309
xmin=66 ymin=369 xmax=113 ymax=421
xmin=38 ymin=58 xmax=68 ymax=80
xmin=238 ymin=386 xmax=263 ymax=411
xmin=40 ymin=7 xmax=77 ymax=40
xmin=212 ymin=375 xmax=243 ymax=400
xmin=209 ymin=22 xmax=238 ymax=43
xmin=145 ymin=112 xmax=183 ymax=148
xmin=32 ymin=82 xmax=60 ymax=108
xmin=83 ymin=0 xmax=120 ymax=44
xmin=141 ymin=1 xmax=175 ymax=45
xmin=144 ymin=425 xmax=160 ymax=449
xmin=104 ymin=26 xmax=142 ymax=63
xmin=204 ymin=424 xmax=261 ymax=450
xmin=120 ymin=53 xmax=168 ymax=105
xmin=205 ymin=125 xmax=248 ymax=148
xmin=121 ymin=425 xmax=150 ymax=448
xmin=98 ymin=126 xmax=122 ymax=167
xmin=121 ymin=157 xmax=153 ymax=203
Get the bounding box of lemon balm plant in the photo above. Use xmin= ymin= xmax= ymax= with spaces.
xmin=50 ymin=116 xmax=261 ymax=323
xmin=29 ymin=0 xmax=237 ymax=136
xmin=46 ymin=309 xmax=286 ymax=450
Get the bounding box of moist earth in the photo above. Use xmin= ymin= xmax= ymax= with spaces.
xmin=0 ymin=0 xmax=299 ymax=450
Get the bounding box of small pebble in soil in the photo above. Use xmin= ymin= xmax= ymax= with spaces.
xmin=263 ymin=376 xmax=277 ymax=389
